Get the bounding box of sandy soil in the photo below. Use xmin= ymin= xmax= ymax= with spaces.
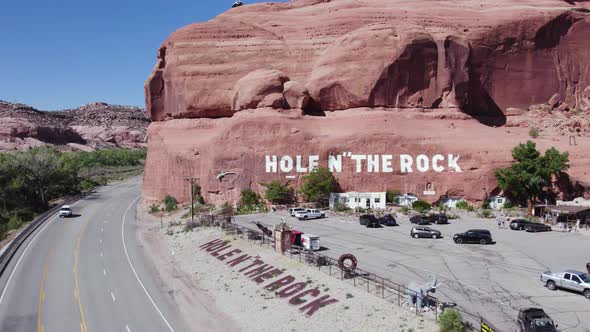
xmin=137 ymin=204 xmax=438 ymax=332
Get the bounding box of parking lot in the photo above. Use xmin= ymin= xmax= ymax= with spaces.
xmin=234 ymin=211 xmax=590 ymax=332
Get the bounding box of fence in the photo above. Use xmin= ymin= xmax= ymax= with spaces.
xmin=218 ymin=221 xmax=443 ymax=322
xmin=214 ymin=218 xmax=500 ymax=331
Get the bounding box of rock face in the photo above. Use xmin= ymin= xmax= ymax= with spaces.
xmin=0 ymin=101 xmax=149 ymax=151
xmin=142 ymin=0 xmax=590 ymax=204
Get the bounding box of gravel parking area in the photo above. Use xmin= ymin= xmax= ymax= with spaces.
xmin=234 ymin=211 xmax=590 ymax=332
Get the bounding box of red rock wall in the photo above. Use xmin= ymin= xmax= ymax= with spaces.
xmin=143 ymin=0 xmax=590 ymax=204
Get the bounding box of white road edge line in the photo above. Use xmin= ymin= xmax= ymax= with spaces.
xmin=122 ymin=196 xmax=175 ymax=332
xmin=0 ymin=200 xmax=82 ymax=305
xmin=125 ymin=324 xmax=131 ymax=332
xmin=103 ymin=269 xmax=107 ymax=276
xmin=110 ymin=291 xmax=116 ymax=302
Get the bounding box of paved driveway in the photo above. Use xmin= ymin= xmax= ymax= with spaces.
xmin=235 ymin=211 xmax=590 ymax=332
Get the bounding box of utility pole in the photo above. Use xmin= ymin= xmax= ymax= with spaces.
xmin=184 ymin=177 xmax=200 ymax=223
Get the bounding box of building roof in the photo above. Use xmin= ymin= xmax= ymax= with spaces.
xmin=547 ymin=205 xmax=590 ymax=214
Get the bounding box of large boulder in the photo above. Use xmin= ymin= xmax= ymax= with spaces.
xmin=231 ymin=69 xmax=289 ymax=111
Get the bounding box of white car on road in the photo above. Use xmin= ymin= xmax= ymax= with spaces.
xmin=59 ymin=205 xmax=73 ymax=218
xmin=294 ymin=209 xmax=325 ymax=220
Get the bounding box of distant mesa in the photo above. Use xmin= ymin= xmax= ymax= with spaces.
xmin=0 ymin=100 xmax=149 ymax=151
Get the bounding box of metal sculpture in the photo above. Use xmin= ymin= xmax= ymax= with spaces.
xmin=406 ymin=274 xmax=442 ymax=308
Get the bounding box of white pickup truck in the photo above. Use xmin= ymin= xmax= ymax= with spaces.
xmin=540 ymin=270 xmax=590 ymax=299
xmin=294 ymin=209 xmax=325 ymax=220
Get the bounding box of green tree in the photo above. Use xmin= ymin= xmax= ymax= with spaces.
xmin=163 ymin=195 xmax=178 ymax=212
xmin=386 ymin=190 xmax=401 ymax=203
xmin=412 ymin=200 xmax=431 ymax=214
xmin=9 ymin=148 xmax=79 ymax=210
xmin=264 ymin=180 xmax=295 ymax=205
xmin=240 ymin=189 xmax=261 ymax=206
xmin=300 ymin=168 xmax=337 ymax=206
xmin=495 ymin=141 xmax=569 ymax=215
xmin=438 ymin=308 xmax=464 ymax=332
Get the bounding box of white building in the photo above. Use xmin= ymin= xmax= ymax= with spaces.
xmin=394 ymin=194 xmax=419 ymax=207
xmin=487 ymin=195 xmax=509 ymax=210
xmin=557 ymin=197 xmax=590 ymax=207
xmin=439 ymin=197 xmax=466 ymax=209
xmin=329 ymin=192 xmax=386 ymax=210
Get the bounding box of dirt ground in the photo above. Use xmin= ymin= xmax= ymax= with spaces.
xmin=137 ymin=204 xmax=438 ymax=332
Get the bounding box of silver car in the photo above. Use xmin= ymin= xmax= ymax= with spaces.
xmin=410 ymin=227 xmax=442 ymax=239
xmin=540 ymin=270 xmax=590 ymax=299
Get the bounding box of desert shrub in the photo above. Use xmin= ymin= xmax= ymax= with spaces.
xmin=502 ymin=201 xmax=513 ymax=209
xmin=149 ymin=204 xmax=160 ymax=214
xmin=528 ymin=127 xmax=540 ymax=139
xmin=456 ymin=201 xmax=475 ymax=212
xmin=438 ymin=308 xmax=464 ymax=332
xmin=399 ymin=206 xmax=411 ymax=215
xmin=182 ymin=221 xmax=199 ymax=232
xmin=240 ymin=189 xmax=261 ymax=206
xmin=163 ymin=195 xmax=178 ymax=212
xmin=478 ymin=209 xmax=494 ymax=219
xmin=332 ymin=201 xmax=350 ymax=212
xmin=447 ymin=213 xmax=460 ymax=220
xmin=482 ymin=200 xmax=491 ymax=209
xmin=412 ymin=200 xmax=431 ymax=214
xmin=219 ymin=202 xmax=234 ymax=218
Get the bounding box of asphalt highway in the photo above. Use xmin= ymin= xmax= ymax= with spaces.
xmin=0 ymin=178 xmax=187 ymax=332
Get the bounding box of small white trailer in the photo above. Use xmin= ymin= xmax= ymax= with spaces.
xmin=301 ymin=234 xmax=320 ymax=251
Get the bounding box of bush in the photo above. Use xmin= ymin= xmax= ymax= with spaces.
xmin=399 ymin=206 xmax=411 ymax=215
xmin=264 ymin=180 xmax=295 ymax=205
xmin=163 ymin=195 xmax=178 ymax=212
xmin=149 ymin=204 xmax=160 ymax=214
xmin=182 ymin=221 xmax=199 ymax=233
xmin=7 ymin=214 xmax=23 ymax=230
xmin=482 ymin=200 xmax=490 ymax=209
xmin=240 ymin=189 xmax=261 ymax=206
xmin=332 ymin=201 xmax=350 ymax=212
xmin=455 ymin=201 xmax=475 ymax=212
xmin=502 ymin=201 xmax=513 ymax=209
xmin=219 ymin=202 xmax=234 ymax=217
xmin=447 ymin=213 xmax=459 ymax=220
xmin=386 ymin=190 xmax=401 ymax=203
xmin=300 ymin=168 xmax=337 ymax=206
xmin=438 ymin=308 xmax=464 ymax=332
xmin=528 ymin=127 xmax=540 ymax=139
xmin=412 ymin=200 xmax=431 ymax=214
xmin=478 ymin=209 xmax=494 ymax=219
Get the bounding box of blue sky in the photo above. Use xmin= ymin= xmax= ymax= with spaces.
xmin=0 ymin=0 xmax=282 ymax=110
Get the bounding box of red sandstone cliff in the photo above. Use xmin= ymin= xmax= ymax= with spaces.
xmin=142 ymin=0 xmax=590 ymax=205
xmin=0 ymin=101 xmax=149 ymax=151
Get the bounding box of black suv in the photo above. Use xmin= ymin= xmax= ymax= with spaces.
xmin=453 ymin=229 xmax=493 ymax=245
xmin=517 ymin=308 xmax=557 ymax=332
xmin=428 ymin=214 xmax=449 ymax=224
xmin=359 ymin=214 xmax=380 ymax=228
xmin=410 ymin=215 xmax=431 ymax=225
xmin=510 ymin=219 xmax=532 ymax=231
xmin=379 ymin=214 xmax=398 ymax=226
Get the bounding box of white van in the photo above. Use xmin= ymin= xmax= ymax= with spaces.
xmin=59 ymin=205 xmax=73 ymax=218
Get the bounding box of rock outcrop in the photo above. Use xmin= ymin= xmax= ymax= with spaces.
xmin=142 ymin=0 xmax=590 ymax=205
xmin=0 ymin=101 xmax=149 ymax=151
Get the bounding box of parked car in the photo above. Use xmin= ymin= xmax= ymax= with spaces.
xmin=428 ymin=213 xmax=449 ymax=224
xmin=410 ymin=215 xmax=431 ymax=225
xmin=365 ymin=217 xmax=381 ymax=228
xmin=359 ymin=214 xmax=378 ymax=226
xmin=410 ymin=227 xmax=442 ymax=239
xmin=517 ymin=308 xmax=557 ymax=332
xmin=59 ymin=205 xmax=73 ymax=218
xmin=526 ymin=223 xmax=552 ymax=233
xmin=295 ymin=209 xmax=325 ymax=220
xmin=288 ymin=207 xmax=306 ymax=217
xmin=510 ymin=219 xmax=533 ymax=231
xmin=379 ymin=214 xmax=398 ymax=226
xmin=540 ymin=270 xmax=590 ymax=299
xmin=453 ymin=229 xmax=493 ymax=245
